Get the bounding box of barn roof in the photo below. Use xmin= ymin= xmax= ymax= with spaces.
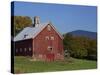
xmin=14 ymin=22 xmax=63 ymax=42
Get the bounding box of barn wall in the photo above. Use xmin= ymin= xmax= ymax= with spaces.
xmin=15 ymin=39 xmax=33 ymax=56
xmin=33 ymin=25 xmax=64 ymax=60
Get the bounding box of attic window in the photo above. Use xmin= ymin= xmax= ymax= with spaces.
xmin=45 ymin=36 xmax=49 ymax=40
xmin=47 ymin=25 xmax=51 ymax=31
xmin=51 ymin=36 xmax=54 ymax=40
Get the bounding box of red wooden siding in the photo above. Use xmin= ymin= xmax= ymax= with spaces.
xmin=15 ymin=39 xmax=32 ymax=56
xmin=33 ymin=25 xmax=64 ymax=60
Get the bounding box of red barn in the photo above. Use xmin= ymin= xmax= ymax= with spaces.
xmin=14 ymin=16 xmax=64 ymax=61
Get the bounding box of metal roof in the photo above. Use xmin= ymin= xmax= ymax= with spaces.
xmin=14 ymin=22 xmax=63 ymax=42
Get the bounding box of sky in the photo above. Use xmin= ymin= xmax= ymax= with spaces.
xmin=11 ymin=1 xmax=97 ymax=34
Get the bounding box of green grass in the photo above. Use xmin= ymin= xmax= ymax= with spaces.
xmin=14 ymin=56 xmax=97 ymax=73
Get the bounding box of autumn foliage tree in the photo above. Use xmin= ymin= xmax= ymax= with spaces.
xmin=12 ymin=16 xmax=32 ymax=36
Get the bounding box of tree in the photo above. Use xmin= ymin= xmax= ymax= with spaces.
xmin=63 ymin=33 xmax=73 ymax=50
xmin=63 ymin=33 xmax=97 ymax=60
xmin=70 ymin=36 xmax=88 ymax=58
xmin=87 ymin=39 xmax=97 ymax=60
xmin=12 ymin=16 xmax=32 ymax=36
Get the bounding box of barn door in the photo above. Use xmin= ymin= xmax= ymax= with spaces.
xmin=46 ymin=44 xmax=55 ymax=61
xmin=46 ymin=36 xmax=55 ymax=61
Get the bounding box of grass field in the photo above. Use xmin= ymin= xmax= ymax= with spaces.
xmin=14 ymin=56 xmax=97 ymax=73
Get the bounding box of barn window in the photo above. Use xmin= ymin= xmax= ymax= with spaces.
xmin=45 ymin=36 xmax=49 ymax=40
xmin=29 ymin=47 xmax=31 ymax=51
xmin=24 ymin=48 xmax=27 ymax=52
xmin=20 ymin=48 xmax=22 ymax=52
xmin=47 ymin=46 xmax=52 ymax=51
xmin=51 ymin=36 xmax=54 ymax=40
xmin=47 ymin=25 xmax=51 ymax=31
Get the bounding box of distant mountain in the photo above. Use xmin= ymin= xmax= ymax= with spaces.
xmin=67 ymin=30 xmax=97 ymax=39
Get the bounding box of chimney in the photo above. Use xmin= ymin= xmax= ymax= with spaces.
xmin=33 ymin=16 xmax=40 ymax=27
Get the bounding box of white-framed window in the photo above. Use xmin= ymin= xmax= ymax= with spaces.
xmin=24 ymin=48 xmax=27 ymax=52
xmin=47 ymin=25 xmax=51 ymax=31
xmin=51 ymin=36 xmax=54 ymax=40
xmin=29 ymin=47 xmax=31 ymax=51
xmin=45 ymin=36 xmax=49 ymax=40
xmin=20 ymin=48 xmax=22 ymax=52
xmin=47 ymin=46 xmax=52 ymax=51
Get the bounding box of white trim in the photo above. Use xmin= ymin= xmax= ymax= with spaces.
xmin=47 ymin=25 xmax=51 ymax=31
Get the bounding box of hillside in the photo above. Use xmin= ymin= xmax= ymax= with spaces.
xmin=67 ymin=30 xmax=97 ymax=39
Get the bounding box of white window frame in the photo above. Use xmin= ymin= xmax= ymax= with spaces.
xmin=45 ymin=36 xmax=49 ymax=40
xmin=29 ymin=47 xmax=31 ymax=51
xmin=47 ymin=46 xmax=53 ymax=51
xmin=51 ymin=36 xmax=54 ymax=40
xmin=47 ymin=25 xmax=51 ymax=31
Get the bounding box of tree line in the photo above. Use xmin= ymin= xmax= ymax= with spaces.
xmin=63 ymin=33 xmax=97 ymax=60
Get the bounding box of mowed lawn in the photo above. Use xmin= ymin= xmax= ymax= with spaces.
xmin=14 ymin=56 xmax=97 ymax=73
